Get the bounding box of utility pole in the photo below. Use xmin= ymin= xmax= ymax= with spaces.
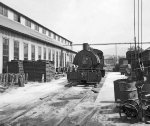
xmin=115 ymin=44 xmax=118 ymax=64
xmin=134 ymin=0 xmax=137 ymax=60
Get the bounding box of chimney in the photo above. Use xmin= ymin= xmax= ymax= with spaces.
xmin=83 ymin=43 xmax=89 ymax=50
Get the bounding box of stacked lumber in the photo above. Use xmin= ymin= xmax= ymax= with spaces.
xmin=7 ymin=60 xmax=24 ymax=73
xmin=23 ymin=60 xmax=55 ymax=82
xmin=7 ymin=60 xmax=26 ymax=87
xmin=35 ymin=60 xmax=55 ymax=82
xmin=23 ymin=60 xmax=35 ymax=81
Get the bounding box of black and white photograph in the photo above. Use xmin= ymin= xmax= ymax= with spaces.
xmin=0 ymin=0 xmax=150 ymax=125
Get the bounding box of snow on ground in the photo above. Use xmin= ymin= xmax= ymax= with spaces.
xmin=0 ymin=77 xmax=67 ymax=108
xmin=95 ymin=72 xmax=126 ymax=106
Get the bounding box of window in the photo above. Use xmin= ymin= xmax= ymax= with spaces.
xmin=3 ymin=38 xmax=9 ymax=73
xmin=61 ymin=38 xmax=63 ymax=43
xmin=58 ymin=36 xmax=60 ymax=41
xmin=66 ymin=41 xmax=68 ymax=45
xmin=42 ymin=28 xmax=46 ymax=34
xmin=0 ymin=5 xmax=8 ymax=17
xmin=14 ymin=13 xmax=20 ymax=22
xmin=64 ymin=53 xmax=66 ymax=67
xmin=48 ymin=31 xmax=51 ymax=37
xmin=62 ymin=53 xmax=64 ymax=67
xmin=14 ymin=41 xmax=19 ymax=60
xmin=35 ymin=24 xmax=39 ymax=31
xmin=59 ymin=52 xmax=61 ymax=67
xmin=53 ymin=34 xmax=56 ymax=39
xmin=43 ymin=47 xmax=46 ymax=60
xmin=24 ymin=43 xmax=28 ymax=60
xmin=25 ymin=19 xmax=31 ymax=27
xmin=31 ymin=45 xmax=35 ymax=60
xmin=52 ymin=50 xmax=55 ymax=63
xmin=56 ymin=51 xmax=58 ymax=67
xmin=38 ymin=46 xmax=41 ymax=60
xmin=70 ymin=54 xmax=72 ymax=62
xmin=48 ymin=49 xmax=51 ymax=60
xmin=0 ymin=5 xmax=2 ymax=15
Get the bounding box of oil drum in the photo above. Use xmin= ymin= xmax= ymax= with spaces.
xmin=119 ymin=80 xmax=138 ymax=102
xmin=114 ymin=79 xmax=126 ymax=102
xmin=119 ymin=81 xmax=136 ymax=91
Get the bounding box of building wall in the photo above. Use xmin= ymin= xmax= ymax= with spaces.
xmin=0 ymin=29 xmax=74 ymax=73
xmin=0 ymin=33 xmax=2 ymax=73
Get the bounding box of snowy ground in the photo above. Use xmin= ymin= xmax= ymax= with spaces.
xmin=0 ymin=77 xmax=67 ymax=108
xmin=0 ymin=72 xmax=149 ymax=126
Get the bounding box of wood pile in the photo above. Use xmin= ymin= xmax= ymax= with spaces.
xmin=35 ymin=60 xmax=55 ymax=82
xmin=23 ymin=60 xmax=35 ymax=81
xmin=7 ymin=60 xmax=24 ymax=73
xmin=23 ymin=60 xmax=55 ymax=82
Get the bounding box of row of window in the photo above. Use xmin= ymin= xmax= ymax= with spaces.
xmin=0 ymin=5 xmax=8 ymax=17
xmin=0 ymin=4 xmax=72 ymax=46
xmin=2 ymin=38 xmax=70 ymax=70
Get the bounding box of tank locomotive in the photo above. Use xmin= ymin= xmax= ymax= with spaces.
xmin=67 ymin=43 xmax=105 ymax=86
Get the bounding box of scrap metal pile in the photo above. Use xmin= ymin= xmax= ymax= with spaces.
xmin=114 ymin=78 xmax=150 ymax=123
xmin=114 ymin=56 xmax=150 ymax=123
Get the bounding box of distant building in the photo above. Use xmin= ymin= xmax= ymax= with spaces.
xmin=104 ymin=57 xmax=115 ymax=66
xmin=0 ymin=2 xmax=76 ymax=73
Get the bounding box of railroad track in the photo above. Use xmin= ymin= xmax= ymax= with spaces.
xmin=55 ymin=88 xmax=93 ymax=126
xmin=0 ymin=80 xmax=104 ymax=126
xmin=0 ymin=81 xmax=74 ymax=125
xmin=55 ymin=77 xmax=106 ymax=126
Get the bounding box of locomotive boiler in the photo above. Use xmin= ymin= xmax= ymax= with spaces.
xmin=67 ymin=43 xmax=105 ymax=86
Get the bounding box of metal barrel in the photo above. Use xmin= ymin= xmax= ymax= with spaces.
xmin=114 ymin=79 xmax=126 ymax=103
xmin=119 ymin=80 xmax=138 ymax=102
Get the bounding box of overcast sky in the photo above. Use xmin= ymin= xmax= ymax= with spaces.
xmin=0 ymin=0 xmax=150 ymax=56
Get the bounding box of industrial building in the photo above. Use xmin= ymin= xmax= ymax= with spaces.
xmin=0 ymin=2 xmax=76 ymax=73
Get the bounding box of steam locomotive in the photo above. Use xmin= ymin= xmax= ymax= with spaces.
xmin=67 ymin=43 xmax=105 ymax=86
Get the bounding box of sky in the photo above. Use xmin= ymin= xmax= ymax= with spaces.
xmin=0 ymin=0 xmax=150 ymax=56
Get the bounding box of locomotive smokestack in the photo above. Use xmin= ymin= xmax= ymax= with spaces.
xmin=83 ymin=43 xmax=89 ymax=50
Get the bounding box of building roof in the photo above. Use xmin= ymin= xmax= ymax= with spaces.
xmin=0 ymin=15 xmax=76 ymax=53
